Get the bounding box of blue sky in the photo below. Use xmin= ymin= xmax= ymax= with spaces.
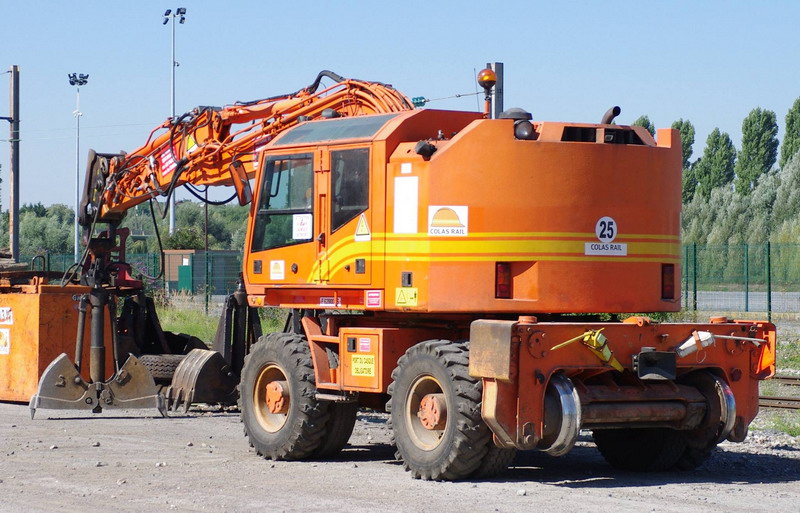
xmin=1 ymin=0 xmax=798 ymax=207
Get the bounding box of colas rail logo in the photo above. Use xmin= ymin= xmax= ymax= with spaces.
xmin=428 ymin=206 xmax=468 ymax=236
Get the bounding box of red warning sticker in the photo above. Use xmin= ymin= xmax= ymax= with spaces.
xmin=365 ymin=290 xmax=382 ymax=309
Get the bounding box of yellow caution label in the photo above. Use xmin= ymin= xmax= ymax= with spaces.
xmin=354 ymin=213 xmax=371 ymax=241
xmin=395 ymin=287 xmax=418 ymax=307
xmin=351 ymin=354 xmax=375 ymax=377
xmin=186 ymin=134 xmax=199 ymax=154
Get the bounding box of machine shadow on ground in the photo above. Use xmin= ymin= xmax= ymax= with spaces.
xmin=327 ymin=439 xmax=800 ymax=486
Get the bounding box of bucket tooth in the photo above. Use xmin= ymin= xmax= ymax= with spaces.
xmin=29 ymin=353 xmax=96 ymax=418
xmin=165 ymin=349 xmax=239 ymax=412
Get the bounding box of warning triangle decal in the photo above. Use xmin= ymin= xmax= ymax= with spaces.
xmin=354 ymin=214 xmax=371 ymax=241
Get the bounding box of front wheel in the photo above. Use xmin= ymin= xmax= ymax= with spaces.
xmin=388 ymin=340 xmax=496 ymax=480
xmin=239 ymin=333 xmax=328 ymax=460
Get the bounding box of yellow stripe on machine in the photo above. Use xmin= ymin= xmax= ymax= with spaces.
xmin=307 ymin=231 xmax=681 ymax=282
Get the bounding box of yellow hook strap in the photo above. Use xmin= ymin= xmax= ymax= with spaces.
xmin=551 ymin=329 xmax=624 ymax=372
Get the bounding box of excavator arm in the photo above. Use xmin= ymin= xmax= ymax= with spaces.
xmin=31 ymin=72 xmax=413 ymax=417
xmin=80 ymin=71 xmax=412 ymax=227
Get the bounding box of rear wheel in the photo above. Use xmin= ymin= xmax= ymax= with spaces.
xmin=594 ymin=371 xmax=735 ymax=472
xmin=239 ymin=333 xmax=328 ymax=460
xmin=593 ymin=428 xmax=687 ymax=471
xmin=312 ymin=401 xmax=358 ymax=458
xmin=472 ymin=443 xmax=516 ymax=479
xmin=388 ymin=340 xmax=497 ymax=480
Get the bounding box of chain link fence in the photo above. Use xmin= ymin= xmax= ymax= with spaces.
xmin=23 ymin=243 xmax=800 ymax=318
xmin=25 ymin=250 xmax=242 ymax=298
xmin=682 ymin=242 xmax=800 ymax=318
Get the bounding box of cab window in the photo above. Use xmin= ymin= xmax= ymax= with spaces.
xmin=251 ymin=154 xmax=313 ymax=251
xmin=331 ymin=148 xmax=369 ymax=233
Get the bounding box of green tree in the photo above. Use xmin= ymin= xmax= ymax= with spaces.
xmin=632 ymin=115 xmax=655 ymax=136
xmin=735 ymin=108 xmax=778 ymax=194
xmin=693 ymin=128 xmax=736 ymax=196
xmin=682 ymin=165 xmax=697 ymax=203
xmin=163 ymin=227 xmax=205 ymax=250
xmin=745 ymin=171 xmax=779 ymax=243
xmin=772 ymin=155 xmax=800 ymax=227
xmin=673 ymin=119 xmax=697 ymax=202
xmin=20 ymin=208 xmax=72 ymax=255
xmin=671 ymin=119 xmax=695 ymax=169
xmin=779 ymin=97 xmax=800 ymax=169
xmin=21 ymin=202 xmax=47 ymax=217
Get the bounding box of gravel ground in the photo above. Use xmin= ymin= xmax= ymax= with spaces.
xmin=1 ymin=404 xmax=798 ymax=513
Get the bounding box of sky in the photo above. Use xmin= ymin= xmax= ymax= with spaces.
xmin=1 ymin=0 xmax=799 ymax=208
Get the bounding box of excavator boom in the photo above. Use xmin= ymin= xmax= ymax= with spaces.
xmin=81 ymin=71 xmax=412 ymax=226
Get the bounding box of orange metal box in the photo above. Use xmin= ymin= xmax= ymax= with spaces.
xmin=339 ymin=327 xmax=417 ymax=392
xmin=0 ymin=284 xmax=113 ymax=402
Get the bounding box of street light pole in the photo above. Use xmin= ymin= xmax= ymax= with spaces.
xmin=2 ymin=66 xmax=20 ymax=262
xmin=163 ymin=7 xmax=186 ymax=235
xmin=68 ymin=73 xmax=88 ymax=263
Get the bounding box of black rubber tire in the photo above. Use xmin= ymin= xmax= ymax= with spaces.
xmin=472 ymin=443 xmax=517 ymax=479
xmin=593 ymin=428 xmax=688 ymax=472
xmin=138 ymin=354 xmax=185 ymax=383
xmin=239 ymin=333 xmax=329 ymax=460
xmin=311 ymin=401 xmax=358 ymax=458
xmin=387 ymin=339 xmax=493 ymax=481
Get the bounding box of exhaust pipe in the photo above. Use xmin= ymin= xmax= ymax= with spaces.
xmin=600 ymin=106 xmax=621 ymax=125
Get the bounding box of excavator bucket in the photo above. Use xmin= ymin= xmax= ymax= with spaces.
xmin=164 ymin=349 xmax=239 ymax=412
xmin=30 ymin=353 xmax=166 ymax=419
xmin=28 ymin=354 xmax=96 ymax=415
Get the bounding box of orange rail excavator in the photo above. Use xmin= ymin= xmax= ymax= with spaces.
xmin=22 ymin=67 xmax=775 ymax=480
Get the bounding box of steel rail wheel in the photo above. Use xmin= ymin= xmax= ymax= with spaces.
xmin=239 ymin=333 xmax=328 ymax=460
xmin=387 ymin=340 xmax=509 ymax=480
xmin=673 ymin=370 xmax=736 ymax=470
xmin=593 ymin=370 xmax=736 ymax=472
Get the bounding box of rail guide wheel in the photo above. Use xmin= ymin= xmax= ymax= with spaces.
xmin=593 ymin=370 xmax=736 ymax=472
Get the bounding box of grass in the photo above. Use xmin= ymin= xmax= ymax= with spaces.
xmin=777 ymin=336 xmax=800 ymax=370
xmin=157 ymin=305 xmax=288 ymax=344
xmin=771 ymin=414 xmax=800 ymax=437
xmin=754 ymin=328 xmax=800 ymax=437
xmin=158 ymin=307 xmax=220 ymax=343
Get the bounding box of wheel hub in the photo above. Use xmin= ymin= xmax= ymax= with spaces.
xmin=253 ymin=364 xmax=290 ymax=433
xmin=418 ymin=393 xmax=447 ymax=430
xmin=405 ymin=375 xmax=446 ymax=450
xmin=266 ymin=380 xmax=289 ymax=414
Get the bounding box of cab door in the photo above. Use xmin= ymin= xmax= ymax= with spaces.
xmin=247 ymin=152 xmax=318 ymax=285
xmin=317 ymin=146 xmax=372 ymax=286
